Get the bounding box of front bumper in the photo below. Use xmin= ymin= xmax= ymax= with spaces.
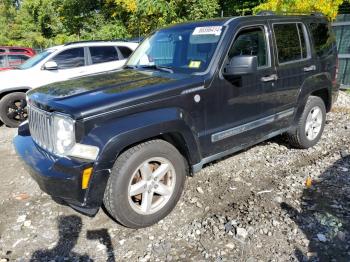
xmin=14 ymin=133 xmax=110 ymax=215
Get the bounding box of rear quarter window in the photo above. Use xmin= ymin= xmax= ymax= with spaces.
xmin=118 ymin=46 xmax=133 ymax=59
xmin=309 ymin=22 xmax=336 ymax=57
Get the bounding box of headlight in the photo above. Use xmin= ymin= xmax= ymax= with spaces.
xmin=53 ymin=114 xmax=75 ymax=154
xmin=52 ymin=113 xmax=99 ymax=160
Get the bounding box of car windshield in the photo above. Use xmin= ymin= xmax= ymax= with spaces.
xmin=127 ymin=24 xmax=225 ymax=73
xmin=18 ymin=49 xmax=54 ymax=70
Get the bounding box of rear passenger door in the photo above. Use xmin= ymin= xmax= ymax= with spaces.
xmin=86 ymin=46 xmax=124 ymax=74
xmin=269 ymin=21 xmax=315 ymax=128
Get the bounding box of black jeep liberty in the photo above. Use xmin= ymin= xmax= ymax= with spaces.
xmin=14 ymin=12 xmax=339 ymax=228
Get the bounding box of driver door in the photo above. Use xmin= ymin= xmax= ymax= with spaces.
xmin=203 ymin=23 xmax=278 ymax=156
xmin=38 ymin=47 xmax=88 ymax=87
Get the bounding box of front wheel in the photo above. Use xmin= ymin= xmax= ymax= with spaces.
xmin=286 ymin=96 xmax=326 ymax=149
xmin=0 ymin=92 xmax=27 ymax=128
xmin=103 ymin=140 xmax=187 ymax=228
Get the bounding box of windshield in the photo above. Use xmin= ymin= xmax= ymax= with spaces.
xmin=19 ymin=49 xmax=54 ymax=70
xmin=127 ymin=24 xmax=224 ymax=73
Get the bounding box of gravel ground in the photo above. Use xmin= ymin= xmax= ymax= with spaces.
xmin=0 ymin=92 xmax=349 ymax=262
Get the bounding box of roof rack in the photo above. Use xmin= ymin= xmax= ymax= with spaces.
xmin=256 ymin=10 xmax=325 ymax=17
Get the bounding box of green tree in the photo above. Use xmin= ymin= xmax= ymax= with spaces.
xmin=109 ymin=0 xmax=220 ymax=35
xmin=219 ymin=0 xmax=264 ymax=16
xmin=255 ymin=0 xmax=349 ymax=20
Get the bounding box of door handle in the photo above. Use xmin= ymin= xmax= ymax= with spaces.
xmin=261 ymin=74 xmax=278 ymax=82
xmin=304 ymin=65 xmax=316 ymax=72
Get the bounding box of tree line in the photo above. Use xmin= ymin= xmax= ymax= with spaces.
xmin=0 ymin=0 xmax=348 ymax=49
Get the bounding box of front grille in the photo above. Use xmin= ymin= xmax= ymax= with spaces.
xmin=28 ymin=105 xmax=55 ymax=152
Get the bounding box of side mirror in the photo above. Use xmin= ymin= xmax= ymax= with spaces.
xmin=223 ymin=55 xmax=258 ymax=76
xmin=43 ymin=61 xmax=58 ymax=70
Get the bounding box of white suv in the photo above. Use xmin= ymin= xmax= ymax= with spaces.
xmin=0 ymin=41 xmax=138 ymax=127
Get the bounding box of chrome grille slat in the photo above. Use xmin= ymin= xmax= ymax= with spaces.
xmin=28 ymin=105 xmax=54 ymax=153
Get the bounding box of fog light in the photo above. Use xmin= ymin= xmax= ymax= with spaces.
xmin=82 ymin=167 xmax=93 ymax=189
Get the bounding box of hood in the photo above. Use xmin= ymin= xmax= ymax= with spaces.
xmin=27 ymin=69 xmax=202 ymax=119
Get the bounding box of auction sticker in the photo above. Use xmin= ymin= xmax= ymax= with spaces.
xmin=192 ymin=26 xmax=222 ymax=36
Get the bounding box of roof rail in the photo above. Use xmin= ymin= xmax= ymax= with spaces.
xmin=256 ymin=10 xmax=325 ymax=17
xmin=64 ymin=39 xmax=127 ymax=46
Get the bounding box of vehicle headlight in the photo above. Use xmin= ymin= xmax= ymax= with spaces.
xmin=53 ymin=114 xmax=75 ymax=154
xmin=52 ymin=113 xmax=99 ymax=160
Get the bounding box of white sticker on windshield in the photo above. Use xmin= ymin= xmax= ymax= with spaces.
xmin=192 ymin=26 xmax=222 ymax=36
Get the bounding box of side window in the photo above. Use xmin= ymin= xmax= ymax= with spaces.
xmin=309 ymin=23 xmax=335 ymax=57
xmin=274 ymin=23 xmax=306 ymax=63
xmin=89 ymin=46 xmax=119 ymax=64
xmin=229 ymin=27 xmax=268 ymax=67
xmin=0 ymin=49 xmax=6 ymax=53
xmin=118 ymin=46 xmax=133 ymax=58
xmin=51 ymin=48 xmax=85 ymax=69
xmin=0 ymin=56 xmax=6 ymax=67
xmin=8 ymin=55 xmax=29 ymax=67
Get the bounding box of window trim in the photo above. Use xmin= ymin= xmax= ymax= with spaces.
xmin=220 ymin=23 xmax=272 ymax=76
xmin=48 ymin=47 xmax=87 ymax=70
xmin=272 ymin=21 xmax=312 ymax=66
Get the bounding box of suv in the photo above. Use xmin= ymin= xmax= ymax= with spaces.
xmin=0 ymin=41 xmax=138 ymax=127
xmin=14 ymin=13 xmax=339 ymax=228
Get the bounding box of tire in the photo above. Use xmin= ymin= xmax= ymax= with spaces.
xmin=0 ymin=92 xmax=27 ymax=128
xmin=104 ymin=139 xmax=187 ymax=228
xmin=286 ymin=96 xmax=326 ymax=149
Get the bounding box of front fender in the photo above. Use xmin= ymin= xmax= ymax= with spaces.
xmin=82 ymin=107 xmax=202 ymax=172
xmin=79 ymin=107 xmax=201 ymax=208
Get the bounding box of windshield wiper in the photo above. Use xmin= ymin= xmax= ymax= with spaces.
xmin=138 ymin=65 xmax=174 ymax=73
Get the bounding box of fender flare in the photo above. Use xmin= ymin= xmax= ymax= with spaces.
xmin=292 ymin=73 xmax=331 ymax=127
xmin=0 ymin=87 xmax=31 ymax=99
xmin=83 ymin=107 xmax=202 ymax=172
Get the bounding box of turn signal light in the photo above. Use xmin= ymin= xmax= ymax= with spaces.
xmin=82 ymin=167 xmax=93 ymax=189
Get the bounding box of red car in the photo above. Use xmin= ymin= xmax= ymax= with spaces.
xmin=0 ymin=46 xmax=36 ymax=71
xmin=0 ymin=46 xmax=36 ymax=56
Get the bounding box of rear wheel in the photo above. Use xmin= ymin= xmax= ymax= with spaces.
xmin=104 ymin=139 xmax=187 ymax=228
xmin=0 ymin=92 xmax=27 ymax=128
xmin=286 ymin=96 xmax=326 ymax=149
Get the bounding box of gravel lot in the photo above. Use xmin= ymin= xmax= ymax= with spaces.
xmin=0 ymin=92 xmax=349 ymax=262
